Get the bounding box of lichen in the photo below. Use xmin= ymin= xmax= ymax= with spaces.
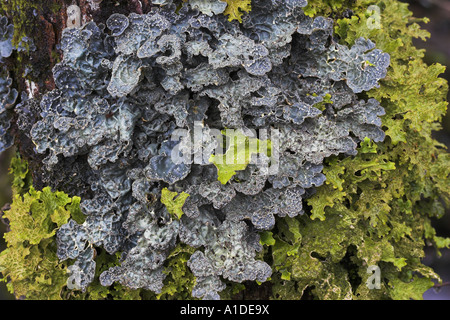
xmin=160 ymin=187 xmax=190 ymax=219
xmin=0 ymin=0 xmax=448 ymax=301
xmin=22 ymin=0 xmax=392 ymax=299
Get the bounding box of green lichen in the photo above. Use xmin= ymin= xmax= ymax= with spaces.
xmin=0 ymin=0 xmax=38 ymax=48
xmin=209 ymin=129 xmax=272 ymax=184
xmin=223 ymin=0 xmax=252 ymax=22
xmin=0 ymin=156 xmax=78 ymax=299
xmin=0 ymin=0 xmax=61 ymax=48
xmin=312 ymin=93 xmax=333 ymax=111
xmin=303 ymin=0 xmax=352 ymax=18
xmin=8 ymin=153 xmax=32 ymax=196
xmin=157 ymin=244 xmax=197 ymax=300
xmin=160 ymin=188 xmax=190 ymax=220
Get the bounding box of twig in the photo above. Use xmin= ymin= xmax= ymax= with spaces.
xmin=433 ymin=282 xmax=450 ymax=288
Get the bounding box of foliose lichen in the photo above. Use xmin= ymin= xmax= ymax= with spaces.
xmin=0 ymin=15 xmax=14 ymax=61
xmin=11 ymin=0 xmax=393 ymax=299
xmin=1 ymin=0 xmax=447 ymax=301
xmin=0 ymin=15 xmax=17 ymax=154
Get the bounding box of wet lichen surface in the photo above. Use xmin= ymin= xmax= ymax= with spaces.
xmin=0 ymin=0 xmax=449 ymax=301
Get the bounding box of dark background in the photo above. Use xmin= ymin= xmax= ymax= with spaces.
xmin=404 ymin=0 xmax=450 ymax=300
xmin=0 ymin=0 xmax=449 ymax=300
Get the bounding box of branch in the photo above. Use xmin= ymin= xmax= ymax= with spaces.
xmin=433 ymin=282 xmax=450 ymax=289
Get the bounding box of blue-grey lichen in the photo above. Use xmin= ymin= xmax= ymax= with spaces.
xmin=21 ymin=0 xmax=390 ymax=299
xmin=0 ymin=15 xmax=18 ymax=154
xmin=0 ymin=15 xmax=14 ymax=61
xmin=0 ymin=66 xmax=18 ymax=153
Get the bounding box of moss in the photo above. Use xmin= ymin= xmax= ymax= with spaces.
xmin=266 ymin=0 xmax=450 ymax=300
xmin=0 ymin=0 xmax=449 ymax=300
xmin=303 ymin=0 xmax=356 ymax=18
xmin=223 ymin=0 xmax=251 ymax=22
xmin=0 ymin=0 xmax=65 ymax=94
xmin=0 ymin=0 xmax=38 ymax=48
xmin=0 ymin=156 xmax=77 ymax=299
